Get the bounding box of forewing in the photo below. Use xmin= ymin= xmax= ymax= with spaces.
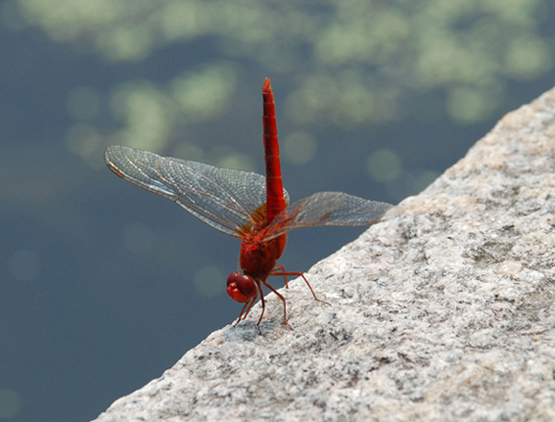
xmin=105 ymin=145 xmax=289 ymax=237
xmin=266 ymin=191 xmax=394 ymax=239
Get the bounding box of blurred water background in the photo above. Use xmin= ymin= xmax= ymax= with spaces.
xmin=0 ymin=0 xmax=554 ymax=420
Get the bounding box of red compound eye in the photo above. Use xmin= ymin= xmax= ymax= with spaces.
xmin=226 ymin=272 xmax=257 ymax=303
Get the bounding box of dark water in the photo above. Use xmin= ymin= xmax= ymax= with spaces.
xmin=0 ymin=2 xmax=554 ymax=421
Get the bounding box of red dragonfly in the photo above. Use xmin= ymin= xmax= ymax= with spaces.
xmin=105 ymin=78 xmax=393 ymax=327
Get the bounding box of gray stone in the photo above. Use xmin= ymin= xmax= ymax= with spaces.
xmin=92 ymin=88 xmax=555 ymax=422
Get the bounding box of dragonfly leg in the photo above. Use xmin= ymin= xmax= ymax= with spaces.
xmin=272 ymin=265 xmax=290 ymax=288
xmin=241 ymin=297 xmax=257 ymax=320
xmin=270 ymin=268 xmax=330 ymax=306
xmin=256 ymin=281 xmax=266 ymax=326
xmin=261 ymin=278 xmax=292 ymax=329
xmin=233 ymin=279 xmax=261 ymax=326
xmin=234 ymin=300 xmax=252 ymax=326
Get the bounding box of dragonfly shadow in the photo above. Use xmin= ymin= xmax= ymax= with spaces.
xmin=224 ymin=318 xmax=289 ymax=342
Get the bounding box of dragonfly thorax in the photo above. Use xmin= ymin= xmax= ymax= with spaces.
xmin=239 ymin=233 xmax=287 ymax=279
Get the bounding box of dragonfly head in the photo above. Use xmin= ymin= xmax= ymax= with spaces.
xmin=226 ymin=271 xmax=258 ymax=303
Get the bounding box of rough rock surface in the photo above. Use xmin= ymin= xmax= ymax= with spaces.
xmin=93 ymin=88 xmax=555 ymax=422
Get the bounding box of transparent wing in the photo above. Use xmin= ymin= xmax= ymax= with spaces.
xmin=265 ymin=192 xmax=394 ymax=239
xmin=104 ymin=145 xmax=289 ymax=237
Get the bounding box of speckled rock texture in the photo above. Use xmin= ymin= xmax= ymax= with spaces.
xmin=92 ymin=88 xmax=555 ymax=422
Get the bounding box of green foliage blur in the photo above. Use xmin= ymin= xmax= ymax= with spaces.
xmin=4 ymin=0 xmax=552 ymax=181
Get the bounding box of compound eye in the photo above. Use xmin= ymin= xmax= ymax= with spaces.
xmin=226 ymin=271 xmax=241 ymax=288
xmin=226 ymin=272 xmax=257 ymax=303
xmin=235 ymin=274 xmax=257 ymax=299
